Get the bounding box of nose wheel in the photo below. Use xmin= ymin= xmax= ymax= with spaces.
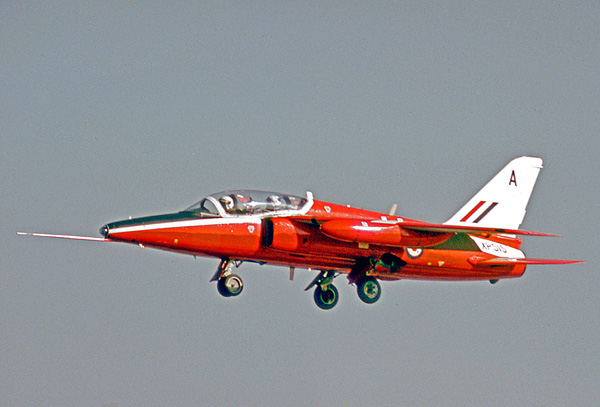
xmin=212 ymin=259 xmax=244 ymax=298
xmin=217 ymin=274 xmax=244 ymax=297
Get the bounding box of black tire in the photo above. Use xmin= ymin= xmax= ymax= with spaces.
xmin=356 ymin=276 xmax=381 ymax=304
xmin=217 ymin=274 xmax=244 ymax=297
xmin=314 ymin=285 xmax=339 ymax=310
xmin=217 ymin=278 xmax=231 ymax=297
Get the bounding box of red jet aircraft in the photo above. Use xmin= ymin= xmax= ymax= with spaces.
xmin=19 ymin=157 xmax=582 ymax=309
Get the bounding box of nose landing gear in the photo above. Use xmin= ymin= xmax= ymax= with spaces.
xmin=217 ymin=274 xmax=244 ymax=297
xmin=212 ymin=259 xmax=244 ymax=298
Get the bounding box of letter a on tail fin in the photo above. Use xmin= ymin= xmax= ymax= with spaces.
xmin=445 ymin=156 xmax=544 ymax=230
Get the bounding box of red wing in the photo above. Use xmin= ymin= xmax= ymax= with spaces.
xmin=313 ymin=216 xmax=558 ymax=248
xmin=392 ymin=221 xmax=560 ymax=237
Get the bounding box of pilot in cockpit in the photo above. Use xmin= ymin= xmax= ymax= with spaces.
xmin=266 ymin=195 xmax=282 ymax=211
xmin=219 ymin=195 xmax=236 ymax=213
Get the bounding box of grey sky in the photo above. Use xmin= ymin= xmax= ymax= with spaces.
xmin=1 ymin=2 xmax=598 ymax=406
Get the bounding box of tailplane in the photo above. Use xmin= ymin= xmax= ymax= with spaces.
xmin=445 ymin=156 xmax=543 ymax=230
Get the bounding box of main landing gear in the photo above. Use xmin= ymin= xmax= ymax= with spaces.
xmin=305 ymin=271 xmax=339 ymax=310
xmin=304 ymin=271 xmax=383 ymax=310
xmin=355 ymin=276 xmax=381 ymax=304
xmin=211 ymin=259 xmax=244 ymax=297
xmin=210 ymin=259 xmax=383 ymax=310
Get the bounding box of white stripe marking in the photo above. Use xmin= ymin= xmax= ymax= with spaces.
xmin=109 ymin=216 xmax=262 ymax=234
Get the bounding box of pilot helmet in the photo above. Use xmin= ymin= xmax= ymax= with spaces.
xmin=219 ymin=195 xmax=235 ymax=211
xmin=267 ymin=195 xmax=282 ymax=209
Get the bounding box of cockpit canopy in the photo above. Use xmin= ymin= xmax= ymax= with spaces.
xmin=185 ymin=190 xmax=309 ymax=217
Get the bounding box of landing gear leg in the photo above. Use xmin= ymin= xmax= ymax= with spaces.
xmin=347 ymin=257 xmax=374 ymax=285
xmin=305 ymin=270 xmax=339 ymax=310
xmin=212 ymin=258 xmax=244 ymax=298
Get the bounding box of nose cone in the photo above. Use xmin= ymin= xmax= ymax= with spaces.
xmin=99 ymin=225 xmax=109 ymax=237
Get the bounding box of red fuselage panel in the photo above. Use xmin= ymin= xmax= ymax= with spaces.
xmin=102 ymin=198 xmax=526 ymax=281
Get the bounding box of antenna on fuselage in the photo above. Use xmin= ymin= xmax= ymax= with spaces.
xmin=389 ymin=204 xmax=397 ymax=216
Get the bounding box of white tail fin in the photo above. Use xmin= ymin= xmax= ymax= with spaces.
xmin=445 ymin=156 xmax=543 ymax=230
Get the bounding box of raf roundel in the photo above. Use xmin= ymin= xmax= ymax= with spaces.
xmin=406 ymin=248 xmax=423 ymax=259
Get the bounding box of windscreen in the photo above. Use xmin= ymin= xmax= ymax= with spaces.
xmin=185 ymin=190 xmax=307 ymax=216
xmin=211 ymin=190 xmax=307 ymax=215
